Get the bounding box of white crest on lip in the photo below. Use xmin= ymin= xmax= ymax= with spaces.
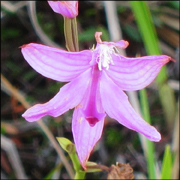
xmin=96 ymin=44 xmax=119 ymax=71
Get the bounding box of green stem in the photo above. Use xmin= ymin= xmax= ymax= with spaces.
xmin=74 ymin=171 xmax=86 ymax=179
xmin=139 ymin=89 xmax=156 ymax=179
xmin=64 ymin=17 xmax=79 ymax=52
xmin=68 ymin=146 xmax=86 ymax=179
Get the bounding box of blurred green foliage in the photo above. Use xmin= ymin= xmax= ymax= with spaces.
xmin=161 ymin=145 xmax=172 ymax=179
xmin=105 ymin=128 xmax=123 ymax=148
xmin=79 ymin=25 xmax=109 ymax=43
xmin=168 ymin=1 xmax=179 ymax=9
xmin=122 ymin=24 xmax=142 ymax=42
xmin=1 ymin=28 xmax=21 ymax=41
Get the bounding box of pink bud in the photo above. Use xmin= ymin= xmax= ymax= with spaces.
xmin=47 ymin=1 xmax=78 ymax=18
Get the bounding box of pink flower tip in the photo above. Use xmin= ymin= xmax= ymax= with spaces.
xmin=47 ymin=1 xmax=78 ymax=18
xmin=19 ymin=44 xmax=29 ymax=49
xmin=149 ymin=130 xmax=161 ymax=142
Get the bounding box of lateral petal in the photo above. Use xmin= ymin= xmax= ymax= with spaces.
xmin=72 ymin=107 xmax=105 ymax=169
xmin=106 ymin=54 xmax=171 ymax=91
xmin=21 ymin=43 xmax=91 ymax=82
xmin=100 ymin=71 xmax=161 ymax=142
xmin=22 ymin=68 xmax=91 ymax=122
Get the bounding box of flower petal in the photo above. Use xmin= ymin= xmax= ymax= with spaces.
xmin=48 ymin=1 xmax=78 ymax=18
xmin=100 ymin=71 xmax=161 ymax=142
xmin=108 ymin=40 xmax=129 ymax=49
xmin=21 ymin=43 xmax=91 ymax=82
xmin=22 ymin=68 xmax=92 ymax=122
xmin=94 ymin=32 xmax=129 ymax=49
xmin=115 ymin=40 xmax=129 ymax=48
xmin=72 ymin=107 xmax=105 ymax=169
xmin=106 ymin=54 xmax=171 ymax=91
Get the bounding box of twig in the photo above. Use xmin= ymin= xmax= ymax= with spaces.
xmin=27 ymin=1 xmax=62 ymax=48
xmin=168 ymin=80 xmax=180 ymax=91
xmin=1 ymin=74 xmax=74 ymax=179
xmin=1 ymin=135 xmax=28 ymax=179
xmin=1 ymin=1 xmax=28 ymax=14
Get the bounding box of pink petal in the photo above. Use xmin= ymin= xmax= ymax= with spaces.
xmin=47 ymin=1 xmax=78 ymax=18
xmin=106 ymin=54 xmax=171 ymax=91
xmin=100 ymin=71 xmax=161 ymax=142
xmin=72 ymin=108 xmax=105 ymax=169
xmin=21 ymin=43 xmax=91 ymax=82
xmin=94 ymin=32 xmax=129 ymax=48
xmin=109 ymin=40 xmax=129 ymax=49
xmin=22 ymin=68 xmax=91 ymax=122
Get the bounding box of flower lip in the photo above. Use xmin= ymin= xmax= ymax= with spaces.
xmin=85 ymin=117 xmax=99 ymax=127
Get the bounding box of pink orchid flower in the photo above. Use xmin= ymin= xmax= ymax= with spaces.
xmin=21 ymin=32 xmax=171 ymax=169
xmin=47 ymin=1 xmax=78 ymax=18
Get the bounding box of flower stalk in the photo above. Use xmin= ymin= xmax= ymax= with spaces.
xmin=64 ymin=17 xmax=79 ymax=52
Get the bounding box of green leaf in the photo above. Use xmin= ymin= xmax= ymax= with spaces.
xmin=56 ymin=137 xmax=86 ymax=179
xmin=56 ymin=137 xmax=75 ymax=153
xmin=161 ymin=145 xmax=172 ymax=179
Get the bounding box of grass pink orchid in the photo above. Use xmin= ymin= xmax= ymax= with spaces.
xmin=47 ymin=1 xmax=78 ymax=18
xmin=21 ymin=32 xmax=171 ymax=169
